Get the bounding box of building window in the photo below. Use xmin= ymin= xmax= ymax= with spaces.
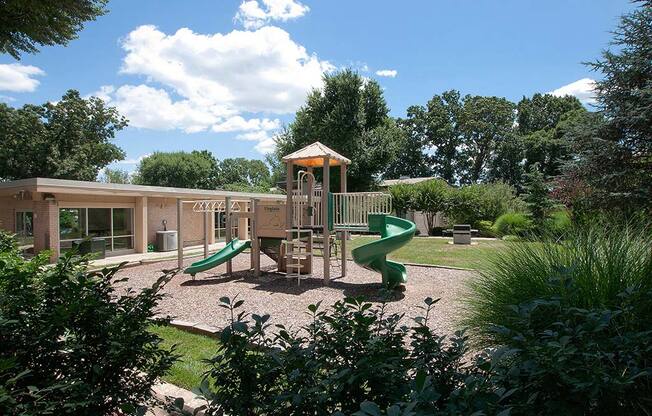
xmin=59 ymin=207 xmax=134 ymax=253
xmin=214 ymin=211 xmax=238 ymax=242
xmin=15 ymin=211 xmax=33 ymax=246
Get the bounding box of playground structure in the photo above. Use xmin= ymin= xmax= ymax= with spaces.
xmin=181 ymin=142 xmax=416 ymax=287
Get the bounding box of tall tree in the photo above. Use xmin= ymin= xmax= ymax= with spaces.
xmin=0 ymin=0 xmax=108 ymax=59
xmin=396 ymin=90 xmax=465 ymax=183
xmin=98 ymin=168 xmax=130 ymax=184
xmin=0 ymin=90 xmax=126 ymax=181
xmin=382 ymin=122 xmax=432 ymax=180
xmin=458 ymin=95 xmax=515 ymax=183
xmin=574 ymin=0 xmax=652 ymax=210
xmin=217 ymin=158 xmax=271 ymax=188
xmin=274 ymin=70 xmax=400 ymax=191
xmin=134 ymin=151 xmax=217 ymax=189
xmin=517 ymin=94 xmax=585 ymax=178
xmin=516 ymin=93 xmax=584 ymax=135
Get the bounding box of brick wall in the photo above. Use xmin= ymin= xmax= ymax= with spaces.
xmin=147 ymin=198 xmax=207 ymax=247
xmin=33 ymin=200 xmax=59 ymax=261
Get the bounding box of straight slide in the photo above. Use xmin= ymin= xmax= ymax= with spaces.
xmin=351 ymin=214 xmax=416 ymax=287
xmin=185 ymin=238 xmax=251 ymax=276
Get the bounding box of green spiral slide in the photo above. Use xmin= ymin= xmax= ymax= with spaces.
xmin=185 ymin=238 xmax=251 ymax=276
xmin=351 ymin=214 xmax=416 ymax=287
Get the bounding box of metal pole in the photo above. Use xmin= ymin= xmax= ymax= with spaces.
xmin=203 ymin=210 xmax=209 ymax=259
xmin=225 ymin=196 xmax=232 ymax=275
xmin=177 ymin=198 xmax=183 ymax=270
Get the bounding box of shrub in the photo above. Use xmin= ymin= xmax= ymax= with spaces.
xmin=195 ymin=292 xmax=652 ymax=415
xmin=492 ymin=212 xmax=533 ymax=237
xmin=543 ymin=208 xmax=572 ymax=237
xmin=0 ymin=248 xmax=178 ymax=415
xmin=470 ymin=287 xmax=652 ymax=415
xmin=0 ymin=230 xmax=17 ymax=253
xmin=413 ymin=179 xmax=450 ymax=232
xmin=465 ymin=220 xmax=652 ymax=345
xmin=388 ymin=183 xmax=417 ymax=218
xmin=197 ymin=296 xmax=510 ymax=416
xmin=447 ymin=182 xmax=525 ymax=227
xmin=476 ymin=220 xmax=495 ymax=237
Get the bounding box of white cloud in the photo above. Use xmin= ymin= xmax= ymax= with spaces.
xmin=549 ymin=78 xmax=596 ymax=105
xmin=212 ymin=116 xmax=280 ymax=133
xmin=116 ymin=153 xmax=152 ymax=165
xmin=0 ymin=63 xmax=45 ymax=92
xmin=235 ymin=0 xmax=309 ymax=29
xmin=92 ymin=24 xmax=331 ymax=153
xmin=375 ymin=69 xmax=397 ymax=78
xmin=119 ymin=25 xmax=331 ymax=114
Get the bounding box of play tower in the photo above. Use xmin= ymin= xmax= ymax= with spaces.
xmin=184 ymin=142 xmax=415 ymax=287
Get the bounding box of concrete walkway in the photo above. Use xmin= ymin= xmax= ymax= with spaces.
xmin=90 ymin=242 xmax=227 ymax=269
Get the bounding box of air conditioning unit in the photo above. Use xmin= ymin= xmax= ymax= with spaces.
xmin=156 ymin=230 xmax=178 ymax=252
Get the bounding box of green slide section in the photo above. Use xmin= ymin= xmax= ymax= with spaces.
xmin=184 ymin=238 xmax=251 ymax=276
xmin=351 ymin=214 xmax=416 ymax=287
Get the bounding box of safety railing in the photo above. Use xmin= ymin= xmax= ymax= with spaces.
xmin=292 ymin=189 xmax=323 ymax=227
xmin=332 ymin=192 xmax=392 ymax=229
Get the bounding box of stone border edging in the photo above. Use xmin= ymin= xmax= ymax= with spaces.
xmin=151 ymin=380 xmax=207 ymax=416
xmin=168 ymin=319 xmax=221 ymax=338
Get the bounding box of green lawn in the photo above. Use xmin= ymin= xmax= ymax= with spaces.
xmin=150 ymin=325 xmax=218 ymax=390
xmin=346 ymin=236 xmax=506 ymax=270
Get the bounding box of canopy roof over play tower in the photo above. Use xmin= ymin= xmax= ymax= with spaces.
xmin=282 ymin=141 xmax=351 ymax=167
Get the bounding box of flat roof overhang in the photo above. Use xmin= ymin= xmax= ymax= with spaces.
xmin=0 ymin=178 xmax=285 ymax=201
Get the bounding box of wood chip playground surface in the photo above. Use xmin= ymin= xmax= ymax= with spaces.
xmin=114 ymin=253 xmax=475 ymax=336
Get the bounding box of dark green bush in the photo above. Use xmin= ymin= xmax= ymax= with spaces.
xmin=476 ymin=220 xmax=495 ymax=237
xmin=542 ymin=208 xmax=572 ymax=237
xmin=197 ymin=296 xmax=510 ymax=416
xmin=0 ymin=245 xmax=178 ymax=414
xmin=0 ymin=230 xmax=18 ymax=253
xmin=486 ymin=286 xmax=652 ymax=415
xmin=492 ymin=212 xmax=533 ymax=237
xmin=447 ymin=182 xmax=525 ymax=227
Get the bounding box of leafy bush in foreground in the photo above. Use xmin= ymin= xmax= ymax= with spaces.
xmin=195 ymin=289 xmax=652 ymax=415
xmin=197 ymin=296 xmax=507 ymax=416
xmin=0 ymin=243 xmax=178 ymax=415
xmin=0 ymin=230 xmax=18 ymax=254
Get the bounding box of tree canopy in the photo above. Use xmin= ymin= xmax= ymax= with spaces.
xmin=274 ymin=70 xmax=401 ymax=191
xmin=561 ymin=0 xmax=652 ymax=211
xmin=134 ymin=151 xmax=272 ymax=191
xmin=0 ymin=90 xmax=126 ymax=181
xmin=98 ymin=168 xmax=130 ymax=184
xmin=0 ymin=0 xmax=108 ymax=59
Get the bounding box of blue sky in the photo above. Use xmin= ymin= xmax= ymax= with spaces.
xmin=0 ymin=0 xmax=633 ymax=173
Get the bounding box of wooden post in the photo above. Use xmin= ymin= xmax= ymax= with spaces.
xmin=225 ymin=197 xmax=232 ymax=275
xmin=251 ymin=198 xmax=260 ymax=277
xmin=203 ymin=210 xmax=209 ymax=259
xmin=177 ymin=198 xmax=183 ymax=270
xmin=322 ymin=157 xmax=330 ymax=284
xmin=340 ymin=163 xmax=347 ymax=277
xmin=285 ymin=161 xmax=293 ymax=269
xmin=307 ymin=167 xmax=314 ymax=226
